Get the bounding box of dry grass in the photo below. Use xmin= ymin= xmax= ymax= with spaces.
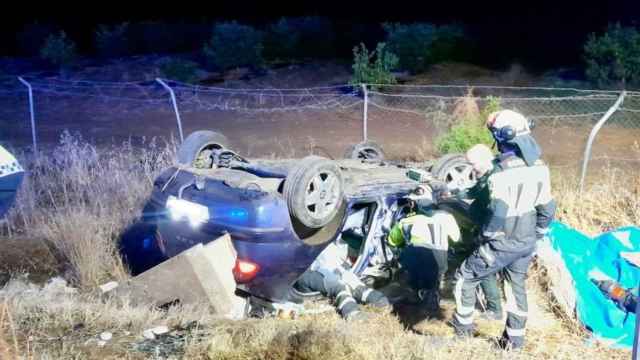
xmin=0 ymin=276 xmax=219 ymax=358
xmin=6 ymin=131 xmax=176 ymax=288
xmin=552 ymin=165 xmax=640 ymax=235
xmin=451 ymin=88 xmax=481 ymax=120
xmin=0 ymin=302 xmax=19 ymax=360
xmin=0 ymin=274 xmax=628 ymax=360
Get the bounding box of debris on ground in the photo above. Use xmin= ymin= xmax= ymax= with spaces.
xmin=108 ymin=234 xmax=247 ymax=318
xmin=99 ymin=281 xmax=119 ymax=294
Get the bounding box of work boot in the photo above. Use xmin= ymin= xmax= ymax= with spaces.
xmin=497 ymin=336 xmax=524 ymax=351
xmin=450 ymin=316 xmax=475 ymax=338
xmin=418 ymin=289 xmax=440 ymax=311
xmin=354 ymin=286 xmax=390 ymax=307
xmin=345 ymin=310 xmax=373 ymax=322
xmin=497 ymin=330 xmax=525 ymax=350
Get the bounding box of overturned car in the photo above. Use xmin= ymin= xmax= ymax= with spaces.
xmin=120 ymin=131 xmax=477 ymax=315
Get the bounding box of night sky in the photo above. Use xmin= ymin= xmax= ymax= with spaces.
xmin=2 ymin=0 xmax=639 ymax=70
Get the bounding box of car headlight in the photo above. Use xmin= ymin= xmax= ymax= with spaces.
xmin=166 ymin=195 xmax=209 ymax=227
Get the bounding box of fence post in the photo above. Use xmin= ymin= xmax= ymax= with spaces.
xmin=156 ymin=78 xmax=184 ymax=143
xmin=361 ymin=84 xmax=368 ymax=142
xmin=17 ymin=77 xmax=37 ymax=153
xmin=579 ymin=90 xmax=626 ymax=193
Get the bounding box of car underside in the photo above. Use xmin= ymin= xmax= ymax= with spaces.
xmin=120 ymin=130 xmax=478 ymax=315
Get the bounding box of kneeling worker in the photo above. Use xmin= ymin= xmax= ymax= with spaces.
xmin=387 ymin=189 xmax=461 ymax=311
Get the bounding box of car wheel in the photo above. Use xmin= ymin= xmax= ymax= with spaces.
xmin=177 ymin=130 xmax=229 ymax=168
xmin=344 ymin=141 xmax=385 ymax=161
xmin=431 ymin=154 xmax=477 ymax=192
xmin=284 ymin=156 xmax=344 ymax=229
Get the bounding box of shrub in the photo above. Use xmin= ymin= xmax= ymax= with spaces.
xmin=349 ymin=42 xmax=399 ymax=87
xmin=40 ymin=31 xmax=77 ymax=71
xmin=263 ymin=17 xmax=336 ymax=62
xmin=435 ymin=95 xmax=499 ymax=155
xmin=584 ymin=23 xmax=640 ymax=88
xmin=159 ymin=58 xmax=200 ymax=83
xmin=17 ymin=22 xmax=56 ymax=56
xmin=203 ymin=22 xmax=264 ymax=71
xmin=131 ymin=21 xmax=176 ymax=54
xmin=263 ymin=18 xmax=302 ymax=61
xmin=95 ymin=23 xmax=130 ymax=58
xmin=383 ymin=22 xmax=467 ymax=74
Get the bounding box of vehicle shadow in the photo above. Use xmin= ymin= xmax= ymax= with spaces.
xmin=119 ymin=221 xmax=168 ymax=276
xmin=392 ymin=302 xmax=447 ymax=333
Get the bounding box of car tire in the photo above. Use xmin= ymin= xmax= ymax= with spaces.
xmin=431 ymin=153 xmax=477 ymax=192
xmin=283 ymin=156 xmax=344 ymax=229
xmin=344 ymin=141 xmax=385 ymax=161
xmin=177 ymin=130 xmax=229 ymax=168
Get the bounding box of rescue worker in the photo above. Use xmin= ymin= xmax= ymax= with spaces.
xmin=295 ymin=238 xmax=391 ymax=321
xmin=387 ymin=189 xmax=461 ymax=311
xmin=451 ymin=110 xmax=556 ymax=350
xmin=455 ymin=144 xmax=504 ymax=321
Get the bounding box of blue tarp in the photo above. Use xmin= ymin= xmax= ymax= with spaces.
xmin=548 ymin=221 xmax=640 ymax=348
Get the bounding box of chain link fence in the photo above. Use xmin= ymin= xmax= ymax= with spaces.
xmin=0 ymin=77 xmax=638 ymax=183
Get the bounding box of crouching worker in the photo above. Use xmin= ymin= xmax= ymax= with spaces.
xmin=294 ymin=240 xmax=390 ymax=321
xmin=387 ymin=190 xmax=461 ymax=311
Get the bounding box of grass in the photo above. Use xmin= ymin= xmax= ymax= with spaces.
xmin=552 ymin=164 xmax=640 ymax=235
xmin=434 ymin=90 xmax=499 ymax=155
xmin=6 ymin=131 xmax=177 ymax=289
xmin=0 ymin=133 xmax=637 ymax=359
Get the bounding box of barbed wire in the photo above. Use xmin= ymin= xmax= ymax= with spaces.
xmin=366 ymin=83 xmax=636 ymax=95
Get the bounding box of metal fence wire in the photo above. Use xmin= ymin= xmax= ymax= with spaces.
xmin=0 ymin=77 xmax=638 ymax=190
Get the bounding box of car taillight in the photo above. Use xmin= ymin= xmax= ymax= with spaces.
xmin=233 ymin=259 xmax=260 ymax=283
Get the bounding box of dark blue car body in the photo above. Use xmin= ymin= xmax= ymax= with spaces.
xmin=125 ymin=160 xmax=455 ymax=304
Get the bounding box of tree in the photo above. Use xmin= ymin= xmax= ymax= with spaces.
xmin=584 ymin=23 xmax=640 ymax=88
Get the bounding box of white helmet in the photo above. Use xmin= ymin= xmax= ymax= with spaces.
xmin=486 ymin=110 xmax=531 ymax=142
xmin=465 ymin=144 xmax=494 ymax=177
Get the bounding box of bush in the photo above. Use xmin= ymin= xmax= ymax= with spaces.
xmin=203 ymin=22 xmax=264 ymax=71
xmin=159 ymin=58 xmax=200 ymax=83
xmin=263 ymin=17 xmax=335 ymax=62
xmin=584 ymin=23 xmax=640 ymax=88
xmin=349 ymin=42 xmax=399 ymax=87
xmin=435 ymin=96 xmax=499 ymax=155
xmin=263 ymin=18 xmax=301 ymax=61
xmin=17 ymin=23 xmax=57 ymax=56
xmin=40 ymin=31 xmax=77 ymax=71
xmin=383 ymin=22 xmax=467 ymax=74
xmin=95 ymin=23 xmax=130 ymax=58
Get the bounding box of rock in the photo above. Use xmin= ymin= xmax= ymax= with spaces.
xmin=151 ymin=325 xmax=169 ymax=336
xmin=142 ymin=325 xmax=170 ymax=340
xmin=98 ymin=340 xmax=107 ymax=347
xmin=99 ymin=281 xmax=119 ymax=294
xmin=99 ymin=332 xmax=112 ymax=341
xmin=142 ymin=329 xmax=156 ymax=340
xmin=42 ymin=277 xmax=77 ymax=297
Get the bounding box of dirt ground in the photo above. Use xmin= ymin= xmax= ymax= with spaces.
xmin=1 ymin=99 xmax=638 ymax=174
xmin=1 ymin=61 xmax=638 ymax=172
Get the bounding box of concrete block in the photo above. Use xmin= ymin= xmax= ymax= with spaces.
xmin=116 ymin=234 xmax=246 ymax=318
